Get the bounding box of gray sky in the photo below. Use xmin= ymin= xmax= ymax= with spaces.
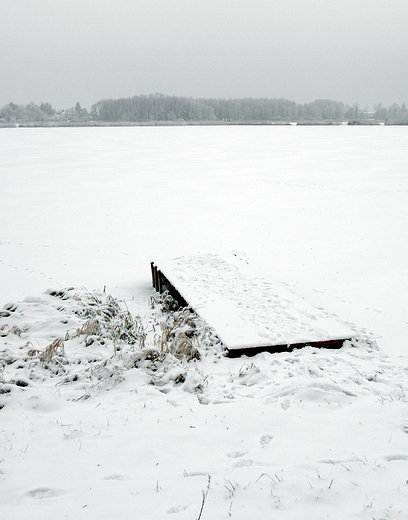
xmin=1 ymin=0 xmax=407 ymax=110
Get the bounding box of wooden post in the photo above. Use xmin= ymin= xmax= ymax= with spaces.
xmin=157 ymin=269 xmax=162 ymax=293
xmin=150 ymin=262 xmax=156 ymax=289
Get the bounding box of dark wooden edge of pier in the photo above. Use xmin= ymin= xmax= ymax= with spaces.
xmin=151 ymin=261 xmax=350 ymax=357
xmin=151 ymin=262 xmax=189 ymax=308
xmin=225 ymin=338 xmax=348 ymax=357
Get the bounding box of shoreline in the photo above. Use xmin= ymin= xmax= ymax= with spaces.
xmin=1 ymin=119 xmax=405 ymax=128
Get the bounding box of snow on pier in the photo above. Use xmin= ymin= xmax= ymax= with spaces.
xmin=151 ymin=253 xmax=354 ymax=356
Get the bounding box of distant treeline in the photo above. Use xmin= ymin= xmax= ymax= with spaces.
xmin=0 ymin=101 xmax=88 ymax=124
xmin=90 ymin=94 xmax=408 ymax=122
xmin=1 ymin=95 xmax=408 ymax=124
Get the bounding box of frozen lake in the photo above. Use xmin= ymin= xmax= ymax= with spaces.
xmin=1 ymin=125 xmax=407 ymax=354
xmin=2 ymin=125 xmax=408 ymax=520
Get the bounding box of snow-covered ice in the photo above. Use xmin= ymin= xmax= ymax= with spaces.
xmin=1 ymin=126 xmax=408 ymax=519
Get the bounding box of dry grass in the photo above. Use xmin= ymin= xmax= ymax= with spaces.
xmin=154 ymin=304 xmax=204 ymax=361
xmin=43 ymin=338 xmax=65 ymax=362
xmin=72 ymin=294 xmax=146 ymax=353
xmin=150 ymin=291 xmax=223 ymax=363
xmin=0 ymin=289 xmax=219 ymax=397
xmin=10 ymin=325 xmax=23 ymax=336
xmin=73 ymin=318 xmax=102 ymax=339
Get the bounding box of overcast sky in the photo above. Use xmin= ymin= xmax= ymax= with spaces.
xmin=1 ymin=0 xmax=407 ymax=110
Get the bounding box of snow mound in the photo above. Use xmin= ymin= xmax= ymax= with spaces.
xmin=1 ymin=289 xmax=408 ymax=520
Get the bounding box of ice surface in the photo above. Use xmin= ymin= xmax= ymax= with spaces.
xmin=1 ymin=125 xmax=407 ymax=353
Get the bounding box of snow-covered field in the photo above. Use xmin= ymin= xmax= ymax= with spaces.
xmin=1 ymin=126 xmax=408 ymax=519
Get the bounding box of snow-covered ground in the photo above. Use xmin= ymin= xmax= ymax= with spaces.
xmin=1 ymin=126 xmax=408 ymax=519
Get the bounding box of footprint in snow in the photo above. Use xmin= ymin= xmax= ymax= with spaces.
xmin=167 ymin=504 xmax=190 ymax=514
xmin=383 ymin=454 xmax=408 ymax=462
xmin=232 ymin=458 xmax=253 ymax=468
xmin=260 ymin=434 xmax=274 ymax=446
xmin=280 ymin=398 xmax=291 ymax=410
xmin=227 ymin=451 xmax=248 ymax=458
xmin=104 ymin=474 xmax=132 ymax=481
xmin=26 ymin=488 xmax=65 ymax=499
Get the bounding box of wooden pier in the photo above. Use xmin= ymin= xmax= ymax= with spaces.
xmin=151 ymin=254 xmax=353 ymax=357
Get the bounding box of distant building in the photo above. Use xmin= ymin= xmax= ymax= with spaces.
xmin=362 ymin=111 xmax=376 ymax=120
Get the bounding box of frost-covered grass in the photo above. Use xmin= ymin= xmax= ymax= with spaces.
xmin=0 ymin=289 xmax=217 ymax=401
xmin=1 ymin=126 xmax=408 ymax=518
